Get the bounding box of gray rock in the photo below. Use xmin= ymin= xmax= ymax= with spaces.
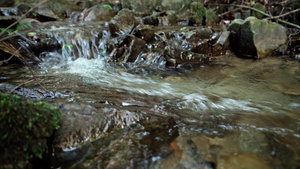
xmin=212 ymin=31 xmax=230 ymax=56
xmin=228 ymin=17 xmax=288 ymax=58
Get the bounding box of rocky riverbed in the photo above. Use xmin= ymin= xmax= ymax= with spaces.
xmin=0 ymin=0 xmax=300 ymax=168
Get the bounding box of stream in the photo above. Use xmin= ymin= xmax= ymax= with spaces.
xmin=1 ymin=22 xmax=300 ymax=169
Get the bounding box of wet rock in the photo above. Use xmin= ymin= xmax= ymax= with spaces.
xmin=142 ymin=16 xmax=159 ymax=26
xmin=191 ymin=2 xmax=206 ymax=25
xmin=167 ymin=10 xmax=178 ymax=25
xmin=165 ymin=47 xmax=209 ymax=67
xmin=83 ymin=4 xmax=115 ymax=22
xmin=54 ymin=116 xmax=178 ymax=169
xmin=134 ymin=51 xmax=166 ymax=66
xmin=228 ymin=17 xmax=288 ymax=58
xmin=36 ymin=0 xmax=81 ymax=20
xmin=186 ymin=28 xmax=215 ymax=54
xmin=52 ymin=104 xmax=108 ymax=149
xmin=212 ymin=31 xmax=230 ymax=56
xmin=109 ymin=8 xmax=139 ymax=36
xmin=238 ymin=129 xmax=269 ymax=154
xmin=0 ymin=24 xmax=63 ymax=64
xmin=133 ymin=25 xmax=155 ymax=42
xmin=154 ymin=135 xmax=223 ymax=169
xmin=0 ymin=83 xmax=68 ymax=100
xmin=0 ymin=35 xmax=41 ymax=63
xmin=218 ymin=153 xmax=270 ymax=169
xmin=205 ymin=9 xmax=219 ymax=26
xmin=53 ymin=105 xmax=147 ymax=150
xmin=116 ymin=35 xmax=146 ymax=63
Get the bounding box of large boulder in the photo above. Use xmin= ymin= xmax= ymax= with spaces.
xmin=228 ymin=17 xmax=288 ymax=58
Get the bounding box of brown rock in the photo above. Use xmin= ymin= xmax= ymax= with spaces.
xmin=109 ymin=8 xmax=139 ymax=36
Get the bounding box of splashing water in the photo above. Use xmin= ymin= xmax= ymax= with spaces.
xmin=6 ymin=23 xmax=299 ymax=168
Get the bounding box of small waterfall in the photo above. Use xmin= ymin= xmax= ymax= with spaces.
xmin=36 ymin=23 xmax=299 ymax=117
xmin=41 ymin=23 xmax=111 ymax=63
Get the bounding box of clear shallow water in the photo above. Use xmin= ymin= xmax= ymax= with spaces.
xmin=33 ymin=52 xmax=300 ymax=168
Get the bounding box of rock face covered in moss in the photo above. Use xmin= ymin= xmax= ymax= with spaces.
xmin=205 ymin=9 xmax=219 ymax=26
xmin=0 ymin=94 xmax=61 ymax=168
xmin=228 ymin=17 xmax=287 ymax=58
xmin=191 ymin=2 xmax=206 ymax=25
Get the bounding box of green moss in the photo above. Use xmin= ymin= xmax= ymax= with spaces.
xmin=251 ymin=3 xmax=266 ymax=19
xmin=205 ymin=10 xmax=218 ymax=26
xmin=191 ymin=2 xmax=206 ymax=25
xmin=0 ymin=94 xmax=61 ymax=167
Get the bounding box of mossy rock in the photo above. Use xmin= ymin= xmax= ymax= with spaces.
xmin=228 ymin=17 xmax=287 ymax=58
xmin=191 ymin=2 xmax=206 ymax=25
xmin=205 ymin=9 xmax=219 ymax=26
xmin=0 ymin=94 xmax=61 ymax=168
xmin=251 ymin=3 xmax=266 ymax=19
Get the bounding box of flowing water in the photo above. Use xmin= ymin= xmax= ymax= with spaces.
xmin=1 ymin=23 xmax=300 ymax=168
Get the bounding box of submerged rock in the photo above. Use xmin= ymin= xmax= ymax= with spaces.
xmin=218 ymin=153 xmax=270 ymax=169
xmin=228 ymin=17 xmax=288 ymax=58
xmin=0 ymin=83 xmax=68 ymax=100
xmin=53 ymin=114 xmax=178 ymax=169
